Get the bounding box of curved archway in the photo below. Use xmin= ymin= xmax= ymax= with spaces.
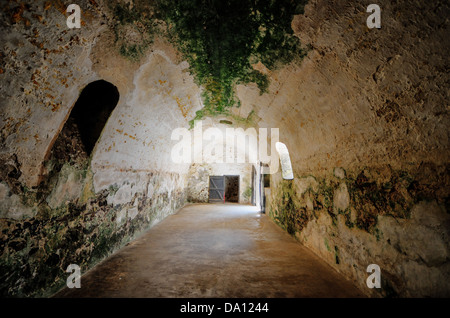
xmin=70 ymin=80 xmax=120 ymax=155
xmin=275 ymin=142 xmax=294 ymax=180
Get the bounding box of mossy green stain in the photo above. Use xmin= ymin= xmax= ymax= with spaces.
xmin=334 ymin=246 xmax=340 ymax=265
xmin=324 ymin=237 xmax=331 ymax=252
xmin=157 ymin=0 xmax=308 ymax=125
xmin=269 ymin=166 xmax=432 ymax=243
xmin=271 ymin=179 xmax=310 ymax=236
xmin=242 ymin=186 xmax=252 ymax=200
xmin=111 ymin=3 xmax=158 ymax=62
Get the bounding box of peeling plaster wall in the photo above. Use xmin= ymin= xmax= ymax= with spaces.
xmin=261 ymin=0 xmax=450 ymax=297
xmin=185 ymin=118 xmax=258 ymax=205
xmin=0 ymin=0 xmax=200 ymax=297
xmin=243 ymin=0 xmax=449 ymax=171
xmin=90 ymin=48 xmax=203 ymax=204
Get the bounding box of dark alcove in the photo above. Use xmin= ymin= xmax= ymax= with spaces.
xmin=225 ymin=175 xmax=239 ymax=203
xmin=70 ymin=80 xmax=120 ymax=155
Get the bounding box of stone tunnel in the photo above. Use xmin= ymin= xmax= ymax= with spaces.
xmin=0 ymin=0 xmax=449 ymax=300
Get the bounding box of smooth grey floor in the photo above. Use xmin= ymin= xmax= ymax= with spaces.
xmin=54 ymin=203 xmax=365 ymax=298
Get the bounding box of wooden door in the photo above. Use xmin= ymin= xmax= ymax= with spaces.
xmin=209 ymin=176 xmax=225 ymax=203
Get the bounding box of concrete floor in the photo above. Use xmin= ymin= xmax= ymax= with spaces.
xmin=54 ymin=203 xmax=366 ymax=298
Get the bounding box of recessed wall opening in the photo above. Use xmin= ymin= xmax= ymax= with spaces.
xmin=208 ymin=176 xmax=225 ymax=203
xmin=69 ymin=80 xmax=120 ymax=155
xmin=263 ymin=174 xmax=270 ymax=188
xmin=275 ymin=142 xmax=294 ymax=180
xmin=208 ymin=175 xmax=240 ymax=203
xmin=224 ymin=175 xmax=239 ymax=203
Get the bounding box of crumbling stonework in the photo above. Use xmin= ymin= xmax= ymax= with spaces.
xmin=0 ymin=156 xmax=187 ymax=297
xmin=0 ymin=0 xmax=448 ymax=298
xmin=0 ymin=0 xmax=194 ymax=297
xmin=269 ymin=164 xmax=449 ymax=297
xmin=219 ymin=0 xmax=450 ymax=298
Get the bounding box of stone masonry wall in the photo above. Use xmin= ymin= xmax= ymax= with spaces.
xmin=265 ymin=0 xmax=449 ymax=297
xmin=0 ymin=117 xmax=187 ymax=297
xmin=269 ymin=164 xmax=449 ymax=297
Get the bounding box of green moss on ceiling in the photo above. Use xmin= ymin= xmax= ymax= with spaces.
xmin=110 ymin=0 xmax=308 ymax=124
xmin=157 ymin=0 xmax=308 ymax=126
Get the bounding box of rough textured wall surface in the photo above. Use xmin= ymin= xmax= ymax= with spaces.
xmin=187 ymin=163 xmax=253 ymax=204
xmin=0 ymin=0 xmax=103 ymax=187
xmin=259 ymin=0 xmax=449 ymax=297
xmin=0 ymin=113 xmax=187 ymax=296
xmin=0 ymin=0 xmax=197 ymax=297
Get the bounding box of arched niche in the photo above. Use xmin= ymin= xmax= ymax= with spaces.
xmin=49 ymin=80 xmax=120 ymax=169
